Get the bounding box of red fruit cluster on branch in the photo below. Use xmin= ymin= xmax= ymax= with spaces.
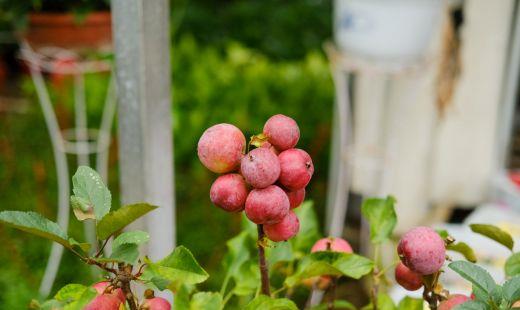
xmin=197 ymin=114 xmax=313 ymax=242
xmin=85 ymin=281 xmax=125 ymax=310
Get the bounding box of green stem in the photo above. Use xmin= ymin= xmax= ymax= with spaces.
xmin=220 ymin=274 xmax=230 ymax=296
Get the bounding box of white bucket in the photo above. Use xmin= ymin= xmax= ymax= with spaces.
xmin=334 ymin=0 xmax=443 ymax=62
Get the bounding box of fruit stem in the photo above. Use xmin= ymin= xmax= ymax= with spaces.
xmin=257 ymin=224 xmax=271 ymax=296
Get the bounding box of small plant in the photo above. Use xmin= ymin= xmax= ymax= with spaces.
xmin=1 ymin=114 xmax=519 ymax=309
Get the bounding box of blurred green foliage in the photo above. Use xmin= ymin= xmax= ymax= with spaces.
xmin=0 ymin=0 xmax=334 ymax=306
xmin=172 ymin=0 xmax=332 ymax=60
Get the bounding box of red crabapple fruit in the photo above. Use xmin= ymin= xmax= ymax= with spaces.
xmin=263 ymin=114 xmax=300 ymax=151
xmin=197 ymin=123 xmax=245 ymax=173
xmin=210 ymin=174 xmax=248 ymax=212
xmin=438 ymin=294 xmax=470 ymax=310
xmin=397 ymin=226 xmax=446 ymax=275
xmin=394 ymin=262 xmax=423 ymax=291
xmin=142 ymin=297 xmax=171 ymax=310
xmin=264 ymin=210 xmax=300 ymax=242
xmin=285 ymin=188 xmax=305 ymax=209
xmin=85 ymin=294 xmax=122 ymax=310
xmin=92 ymin=281 xmax=125 ymax=303
xmin=278 ymin=149 xmax=314 ymax=190
xmin=311 ymin=237 xmax=353 ymax=253
xmin=245 ymin=185 xmax=289 ymax=224
xmin=241 ymin=148 xmax=280 ymax=189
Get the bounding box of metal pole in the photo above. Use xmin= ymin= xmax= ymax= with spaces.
xmin=111 ymin=0 xmax=176 ymax=261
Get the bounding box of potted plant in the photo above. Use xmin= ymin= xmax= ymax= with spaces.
xmin=334 ymin=0 xmax=443 ymax=62
xmin=1 ymin=0 xmax=112 ymax=50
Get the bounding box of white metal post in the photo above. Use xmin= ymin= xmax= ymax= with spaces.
xmin=111 ymin=0 xmax=176 ymax=262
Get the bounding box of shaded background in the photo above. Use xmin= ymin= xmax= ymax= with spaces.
xmin=0 ymin=0 xmax=335 ymax=307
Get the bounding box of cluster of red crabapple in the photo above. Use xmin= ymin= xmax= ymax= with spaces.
xmin=197 ymin=114 xmax=314 ymax=242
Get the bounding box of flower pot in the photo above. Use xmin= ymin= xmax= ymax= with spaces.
xmin=334 ymin=0 xmax=443 ymax=62
xmin=23 ymin=11 xmax=112 ymax=50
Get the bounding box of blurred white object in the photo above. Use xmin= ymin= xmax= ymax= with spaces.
xmin=334 ymin=0 xmax=443 ymax=62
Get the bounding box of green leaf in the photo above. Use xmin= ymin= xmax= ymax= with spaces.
xmin=363 ymin=294 xmax=396 ymax=310
xmin=39 ymin=299 xmax=64 ymax=310
xmin=173 ymin=285 xmax=191 ymax=310
xmin=453 ymin=300 xmax=488 ymax=310
xmin=112 ymin=230 xmax=150 ymax=248
xmin=469 ymin=224 xmax=514 ymax=251
xmin=361 ymin=196 xmax=397 ymax=244
xmin=506 ymin=253 xmax=520 ymax=277
xmin=142 ymin=246 xmax=209 ymax=292
xmin=0 ymin=211 xmax=71 ymax=248
xmin=397 ymin=296 xmax=423 ymax=310
xmin=267 ymin=240 xmax=294 ymax=266
xmin=244 ymin=295 xmax=298 ymax=310
xmin=223 ymin=231 xmax=251 ymax=279
xmin=311 ymin=300 xmax=356 ymax=310
xmin=70 ymin=195 xmax=95 ymax=221
xmin=110 ymin=243 xmax=139 ymax=264
xmin=471 ymin=285 xmax=488 ymax=302
xmin=72 ymin=166 xmax=111 ymax=220
xmin=448 ymin=261 xmax=496 ymax=295
xmin=285 ymin=251 xmax=374 ymax=287
xmin=232 ymin=260 xmax=259 ymax=296
xmin=190 ymin=292 xmax=222 ymax=310
xmin=63 ymin=287 xmax=97 ymax=310
xmin=69 ymin=238 xmax=91 ymax=253
xmin=503 ymin=276 xmax=520 ymax=303
xmin=54 ymin=284 xmax=88 ymax=302
xmin=448 ymin=242 xmax=477 ymax=263
xmin=436 ymin=229 xmax=449 ymax=239
xmin=291 ymin=201 xmax=320 ymax=253
xmin=96 ymin=203 xmax=157 ymax=240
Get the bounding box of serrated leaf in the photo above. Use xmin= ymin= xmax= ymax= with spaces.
xmin=449 ymin=261 xmax=496 ymax=295
xmin=0 ymin=211 xmax=71 ymax=248
xmin=503 ymin=276 xmax=520 ymax=303
xmin=453 ymin=300 xmax=488 ymax=310
xmin=506 ymin=253 xmax=520 ymax=277
xmin=448 ymin=242 xmax=477 ymax=263
xmin=285 ymin=251 xmax=374 ymax=287
xmin=469 ymin=224 xmax=514 ymax=251
xmin=96 ymin=203 xmax=157 ymax=240
xmin=397 ymin=296 xmax=423 ymax=310
xmin=110 ymin=243 xmax=139 ymax=265
xmin=244 ymin=295 xmax=298 ymax=310
xmin=54 ymin=284 xmax=88 ymax=302
xmin=112 ymin=231 xmax=150 ymax=249
xmin=72 ymin=166 xmax=111 ymax=220
xmin=190 ymin=292 xmax=222 ymax=310
xmin=290 ymin=201 xmax=320 ymax=253
xmin=63 ymin=287 xmax=97 ymax=310
xmin=142 ymin=246 xmax=209 ymax=292
xmin=70 ymin=195 xmax=96 ymax=221
xmin=361 ymin=196 xmax=397 ymax=244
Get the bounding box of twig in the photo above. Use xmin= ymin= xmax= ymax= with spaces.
xmin=257 ymin=224 xmax=270 ymax=296
xmin=327 ymin=277 xmax=338 ymax=310
xmin=95 ymin=237 xmax=111 ymax=258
